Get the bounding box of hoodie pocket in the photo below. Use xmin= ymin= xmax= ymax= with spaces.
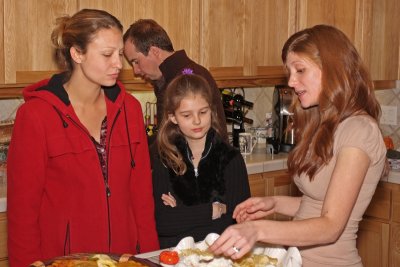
xmin=109 ymin=124 xmax=141 ymax=159
xmin=47 ymin=135 xmax=93 ymax=158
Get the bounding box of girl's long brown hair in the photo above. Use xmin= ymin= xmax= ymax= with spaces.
xmin=282 ymin=25 xmax=383 ymax=179
xmin=156 ymin=74 xmax=225 ymax=175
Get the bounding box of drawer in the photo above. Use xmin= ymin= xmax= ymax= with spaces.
xmin=364 ymin=186 xmax=391 ymax=221
xmin=0 ymin=212 xmax=7 ymax=259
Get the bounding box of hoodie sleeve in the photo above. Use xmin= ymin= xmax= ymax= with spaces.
xmin=7 ymin=102 xmax=47 ymax=267
xmin=127 ymin=96 xmax=160 ymax=253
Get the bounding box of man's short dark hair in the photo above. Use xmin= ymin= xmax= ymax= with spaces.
xmin=123 ymin=19 xmax=174 ymax=55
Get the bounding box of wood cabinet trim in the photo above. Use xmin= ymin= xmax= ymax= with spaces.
xmin=0 ymin=71 xmax=397 ymax=99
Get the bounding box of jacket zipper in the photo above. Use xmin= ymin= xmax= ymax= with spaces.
xmin=66 ymin=110 xmax=121 ymax=252
xmin=104 ymin=109 xmax=121 ymax=251
xmin=64 ymin=222 xmax=71 ymax=255
xmin=187 ymin=142 xmax=213 ymax=179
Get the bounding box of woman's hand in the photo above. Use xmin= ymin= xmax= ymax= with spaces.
xmin=161 ymin=192 xmax=176 ymax=207
xmin=209 ymin=221 xmax=259 ymax=259
xmin=233 ymin=197 xmax=275 ymax=223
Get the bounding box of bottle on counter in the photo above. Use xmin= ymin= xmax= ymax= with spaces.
xmin=224 ymin=108 xmax=254 ymax=125
xmin=221 ymin=91 xmax=254 ymax=109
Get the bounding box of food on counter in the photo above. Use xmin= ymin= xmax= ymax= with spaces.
xmin=159 ymin=251 xmax=180 ymax=265
xmin=166 ymin=234 xmax=285 ymax=267
xmin=175 ymin=248 xmax=278 ymax=267
xmin=233 ymin=253 xmax=278 ymax=267
xmin=45 ymin=254 xmax=148 ymax=267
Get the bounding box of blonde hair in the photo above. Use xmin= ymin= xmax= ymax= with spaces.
xmin=51 ymin=8 xmax=122 ymax=78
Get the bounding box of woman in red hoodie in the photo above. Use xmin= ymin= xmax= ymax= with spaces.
xmin=7 ymin=9 xmax=159 ymax=267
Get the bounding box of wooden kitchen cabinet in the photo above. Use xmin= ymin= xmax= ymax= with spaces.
xmin=248 ymin=169 xmax=300 ymax=221
xmin=296 ymin=0 xmax=400 ymax=81
xmin=391 ymin=222 xmax=400 ymax=267
xmin=201 ymin=0 xmax=293 ymax=77
xmin=0 ymin=212 xmax=8 ymax=267
xmin=0 ymin=0 xmax=398 ymax=97
xmin=248 ymin=173 xmax=266 ymax=197
xmin=357 ymin=182 xmax=400 ymax=267
xmin=1 ymin=0 xmax=199 ymax=85
xmin=357 ymin=218 xmax=390 ymax=267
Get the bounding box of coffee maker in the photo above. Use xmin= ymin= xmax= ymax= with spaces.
xmin=270 ymin=86 xmax=295 ymax=153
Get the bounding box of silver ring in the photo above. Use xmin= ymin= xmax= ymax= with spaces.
xmin=232 ymin=246 xmax=240 ymax=253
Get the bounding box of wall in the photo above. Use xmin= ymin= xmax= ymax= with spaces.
xmin=1 ymin=87 xmax=400 ymax=148
xmin=375 ymin=87 xmax=400 ymax=147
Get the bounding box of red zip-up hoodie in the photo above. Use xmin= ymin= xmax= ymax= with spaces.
xmin=7 ymin=73 xmax=159 ymax=267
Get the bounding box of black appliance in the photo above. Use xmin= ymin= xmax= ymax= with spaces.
xmin=269 ymin=86 xmax=295 ymax=153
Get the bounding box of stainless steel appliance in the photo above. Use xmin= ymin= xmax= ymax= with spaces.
xmin=270 ymin=86 xmax=295 ymax=153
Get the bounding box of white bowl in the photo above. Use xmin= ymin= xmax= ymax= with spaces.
xmin=204 ymin=233 xmax=220 ymax=246
xmin=173 ymin=236 xmax=195 ymax=252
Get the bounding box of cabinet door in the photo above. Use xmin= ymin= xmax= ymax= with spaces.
xmin=263 ymin=169 xmax=299 ymax=221
xmin=393 ymin=188 xmax=400 ymax=223
xmin=296 ymin=0 xmax=400 ymax=81
xmin=0 ymin=212 xmax=7 ymax=264
xmin=297 ymin=0 xmax=359 ymax=46
xmin=390 ymin=222 xmax=400 ymax=267
xmin=201 ymin=0 xmax=292 ymax=77
xmin=360 ymin=0 xmax=400 ymax=80
xmin=248 ymin=173 xmax=265 ymax=197
xmin=364 ymin=185 xmax=391 ymax=221
xmin=2 ymin=0 xmax=200 ymax=84
xmin=5 ymin=0 xmax=77 ymax=84
xmin=263 ymin=169 xmax=300 ymax=198
xmin=357 ymin=218 xmax=389 ymax=267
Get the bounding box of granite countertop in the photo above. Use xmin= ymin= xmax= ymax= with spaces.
xmin=0 ymin=144 xmax=398 ymax=213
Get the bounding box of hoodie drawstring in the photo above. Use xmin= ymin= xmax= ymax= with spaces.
xmin=123 ymin=102 xmax=135 ymax=168
xmin=53 ymin=107 xmax=69 ymax=128
xmin=53 ymin=103 xmax=134 ymax=169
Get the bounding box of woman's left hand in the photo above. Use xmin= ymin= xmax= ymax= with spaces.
xmin=209 ymin=221 xmax=258 ymax=259
xmin=161 ymin=192 xmax=176 ymax=207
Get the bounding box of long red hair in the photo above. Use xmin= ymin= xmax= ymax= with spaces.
xmin=282 ymin=25 xmax=383 ymax=179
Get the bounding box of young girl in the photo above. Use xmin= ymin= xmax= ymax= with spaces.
xmin=7 ymin=9 xmax=158 ymax=267
xmin=150 ymin=73 xmax=250 ymax=248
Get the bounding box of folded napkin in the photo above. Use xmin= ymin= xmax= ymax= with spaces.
xmin=281 ymin=247 xmax=302 ymax=267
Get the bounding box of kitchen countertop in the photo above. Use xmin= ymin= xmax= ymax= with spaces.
xmin=241 ymin=144 xmax=288 ymax=175
xmin=0 ymin=144 xmax=398 ymax=213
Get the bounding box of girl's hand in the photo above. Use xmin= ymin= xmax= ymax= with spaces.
xmin=209 ymin=221 xmax=258 ymax=259
xmin=233 ymin=197 xmax=275 ymax=223
xmin=212 ymin=202 xmax=227 ymax=220
xmin=161 ymin=192 xmax=177 ymax=207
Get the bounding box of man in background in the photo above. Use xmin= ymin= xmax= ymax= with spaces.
xmin=123 ymin=19 xmax=228 ymax=142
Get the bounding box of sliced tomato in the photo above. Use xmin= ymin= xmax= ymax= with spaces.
xmin=159 ymin=250 xmax=179 ymax=265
